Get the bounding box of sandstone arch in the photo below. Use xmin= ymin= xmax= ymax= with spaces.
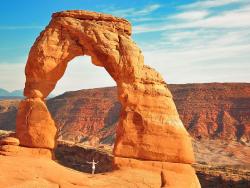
xmin=16 ymin=10 xmax=200 ymax=187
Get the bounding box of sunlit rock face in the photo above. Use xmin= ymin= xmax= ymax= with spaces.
xmin=15 ymin=10 xmax=200 ymax=187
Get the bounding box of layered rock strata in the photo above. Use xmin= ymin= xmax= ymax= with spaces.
xmin=0 ymin=136 xmax=52 ymax=158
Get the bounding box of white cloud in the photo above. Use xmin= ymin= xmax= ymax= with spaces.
xmin=131 ymin=0 xmax=250 ymax=34
xmin=0 ymin=63 xmax=25 ymax=91
xmin=162 ymin=30 xmax=201 ymax=43
xmin=209 ymin=30 xmax=250 ymax=46
xmin=143 ymin=44 xmax=250 ymax=84
xmin=143 ymin=43 xmax=250 ymax=65
xmin=180 ymin=9 xmax=250 ymax=29
xmin=170 ymin=10 xmax=209 ymax=20
xmin=53 ymin=56 xmax=116 ymax=95
xmin=179 ymin=0 xmax=246 ymax=9
xmin=1 ymin=1 xmax=250 ymax=93
xmin=158 ymin=29 xmax=250 ymax=50
xmin=133 ymin=6 xmax=250 ymax=33
xmin=106 ymin=4 xmax=161 ymax=18
xmin=135 ymin=4 xmax=161 ymax=16
xmin=0 ymin=57 xmax=116 ymax=95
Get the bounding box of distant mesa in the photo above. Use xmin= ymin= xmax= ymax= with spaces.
xmin=2 ymin=83 xmax=250 ymax=145
xmin=0 ymin=89 xmax=23 ymax=99
xmin=45 ymin=83 xmax=250 ymax=145
xmin=0 ymin=88 xmax=55 ymax=99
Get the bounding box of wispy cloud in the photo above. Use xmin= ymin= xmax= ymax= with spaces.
xmin=169 ymin=10 xmax=209 ymax=21
xmin=133 ymin=3 xmax=250 ymax=33
xmin=0 ymin=57 xmax=116 ymax=95
xmin=159 ymin=29 xmax=250 ymax=50
xmin=179 ymin=0 xmax=246 ymax=9
xmin=131 ymin=1 xmax=250 ymax=83
xmin=106 ymin=4 xmax=162 ymax=18
xmin=143 ymin=43 xmax=250 ymax=83
xmin=134 ymin=4 xmax=161 ymax=16
xmin=53 ymin=56 xmax=116 ymax=95
xmin=1 ymin=0 xmax=249 ymax=90
xmin=0 ymin=63 xmax=25 ymax=91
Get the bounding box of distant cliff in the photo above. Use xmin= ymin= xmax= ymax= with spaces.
xmin=47 ymin=83 xmax=250 ymax=144
xmin=0 ymin=99 xmax=20 ymax=130
xmin=1 ymin=83 xmax=250 ymax=144
xmin=169 ymin=83 xmax=250 ymax=143
xmin=46 ymin=87 xmax=120 ymax=144
xmin=0 ymin=89 xmax=23 ymax=99
xmin=0 ymin=88 xmax=54 ymax=99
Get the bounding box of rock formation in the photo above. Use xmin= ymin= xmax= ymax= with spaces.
xmin=0 ymin=130 xmax=249 ymax=187
xmin=0 ymin=135 xmax=53 ymax=159
xmin=13 ymin=10 xmax=199 ymax=187
xmin=16 ymin=98 xmax=57 ymax=149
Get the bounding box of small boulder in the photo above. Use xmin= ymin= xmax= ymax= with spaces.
xmin=0 ymin=137 xmax=20 ymax=146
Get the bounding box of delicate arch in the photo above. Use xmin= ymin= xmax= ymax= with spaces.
xmin=16 ymin=10 xmax=195 ymax=164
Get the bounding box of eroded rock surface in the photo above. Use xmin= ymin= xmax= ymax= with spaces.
xmin=14 ymin=10 xmax=199 ymax=187
xmin=0 ymin=136 xmax=19 ymax=146
xmin=0 ymin=155 xmax=163 ymax=188
xmin=0 ymin=136 xmax=53 ymax=159
xmin=16 ymin=98 xmax=57 ymax=149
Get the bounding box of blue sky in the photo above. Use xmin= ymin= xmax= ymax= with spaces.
xmin=0 ymin=0 xmax=250 ymax=94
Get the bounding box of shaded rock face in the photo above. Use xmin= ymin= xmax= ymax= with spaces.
xmin=55 ymin=141 xmax=113 ymax=174
xmin=0 ymin=100 xmax=19 ymax=131
xmin=194 ymin=164 xmax=250 ymax=188
xmin=15 ymin=10 xmax=199 ymax=187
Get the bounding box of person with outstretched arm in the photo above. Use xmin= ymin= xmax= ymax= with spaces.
xmin=86 ymin=159 xmax=99 ymax=175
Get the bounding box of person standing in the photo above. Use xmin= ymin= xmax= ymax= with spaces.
xmin=86 ymin=159 xmax=99 ymax=175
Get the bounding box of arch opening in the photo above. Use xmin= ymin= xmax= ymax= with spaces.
xmin=47 ymin=55 xmax=119 ymax=145
xmin=52 ymin=56 xmax=116 ymax=96
xmin=43 ymin=53 xmax=121 ymax=174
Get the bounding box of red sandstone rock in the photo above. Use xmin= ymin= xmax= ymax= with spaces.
xmin=0 ymin=145 xmax=53 ymax=159
xmin=168 ymin=83 xmax=250 ymax=142
xmin=114 ymin=157 xmax=200 ymax=188
xmin=16 ymin=98 xmax=57 ymax=149
xmin=16 ymin=10 xmax=195 ymax=163
xmin=15 ymin=10 xmax=199 ymax=186
xmin=0 ymin=155 xmax=162 ymax=188
xmin=0 ymin=136 xmax=19 ymax=146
